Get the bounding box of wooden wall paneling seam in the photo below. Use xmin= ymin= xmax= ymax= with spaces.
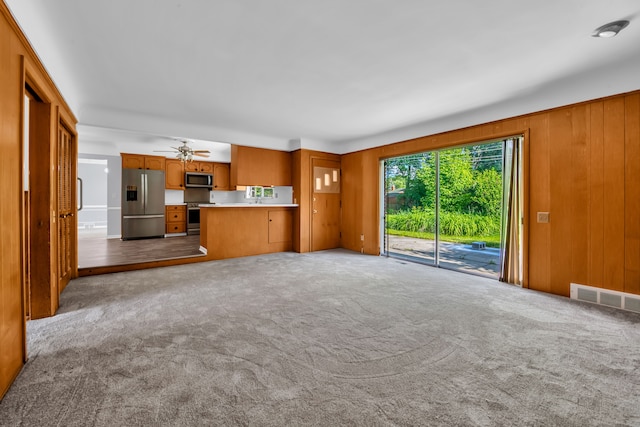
xmin=570 ymin=105 xmax=590 ymax=287
xmin=588 ymin=102 xmax=605 ymax=288
xmin=548 ymin=109 xmax=574 ymax=295
xmin=602 ymin=98 xmax=626 ymax=291
xmin=527 ymin=114 xmax=551 ymax=293
xmin=340 ymin=152 xmax=364 ymax=253
xmin=624 ymin=93 xmax=640 ymax=294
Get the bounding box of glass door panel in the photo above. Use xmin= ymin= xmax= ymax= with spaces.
xmin=384 ymin=140 xmax=505 ymax=279
xmin=384 ymin=153 xmax=436 ymax=265
xmin=436 ymin=143 xmax=503 ymax=278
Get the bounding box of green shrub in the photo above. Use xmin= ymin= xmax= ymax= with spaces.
xmin=387 ymin=208 xmax=500 ymax=237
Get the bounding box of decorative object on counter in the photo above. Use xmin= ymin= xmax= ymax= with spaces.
xmin=154 ymin=139 xmax=210 ymax=163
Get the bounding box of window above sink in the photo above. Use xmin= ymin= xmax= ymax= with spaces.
xmin=245 ymin=186 xmax=274 ymax=199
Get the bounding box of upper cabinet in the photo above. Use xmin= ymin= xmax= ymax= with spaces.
xmin=185 ymin=161 xmax=213 ymax=173
xmin=165 ymin=158 xmax=185 ymax=190
xmin=121 ymin=153 xmax=166 ymax=170
xmin=230 ymin=145 xmax=292 ymax=187
xmin=213 ymin=163 xmax=230 ymax=190
xmin=165 ymin=159 xmax=230 ymax=190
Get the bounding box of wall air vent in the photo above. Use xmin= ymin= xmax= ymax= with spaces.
xmin=570 ymin=283 xmax=640 ymax=313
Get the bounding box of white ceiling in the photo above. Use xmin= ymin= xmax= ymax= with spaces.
xmin=6 ymin=0 xmax=640 ymax=154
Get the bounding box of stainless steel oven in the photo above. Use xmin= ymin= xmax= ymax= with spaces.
xmin=187 ymin=203 xmax=201 ymax=235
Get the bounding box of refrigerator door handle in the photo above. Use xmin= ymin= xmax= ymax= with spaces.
xmin=142 ymin=173 xmax=147 ymax=211
xmin=123 ymin=214 xmax=164 ymax=219
xmin=145 ymin=173 xmax=149 ymax=210
xmin=77 ymin=177 xmax=83 ymax=211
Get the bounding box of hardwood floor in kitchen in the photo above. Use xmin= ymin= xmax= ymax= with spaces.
xmin=78 ymin=235 xmax=205 ymax=270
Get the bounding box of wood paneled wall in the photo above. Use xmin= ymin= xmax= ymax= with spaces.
xmin=342 ymin=91 xmax=640 ymax=297
xmin=0 ymin=1 xmax=77 ymax=399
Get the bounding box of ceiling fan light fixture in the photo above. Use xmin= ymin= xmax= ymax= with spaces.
xmin=592 ymin=20 xmax=629 ymax=38
xmin=155 ymin=139 xmax=210 ymax=162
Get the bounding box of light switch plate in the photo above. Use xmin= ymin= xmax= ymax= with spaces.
xmin=537 ymin=212 xmax=550 ymax=223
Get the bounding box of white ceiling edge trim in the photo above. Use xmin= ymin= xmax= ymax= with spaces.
xmin=339 ymin=56 xmax=640 ymax=155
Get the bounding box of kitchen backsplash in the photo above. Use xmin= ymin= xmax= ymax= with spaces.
xmin=209 ymin=186 xmax=294 ymax=204
xmin=165 ymin=186 xmax=295 ymax=205
xmin=165 ymin=190 xmax=184 ymax=204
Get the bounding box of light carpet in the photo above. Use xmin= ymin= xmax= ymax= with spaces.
xmin=1 ymin=249 xmax=639 ymax=426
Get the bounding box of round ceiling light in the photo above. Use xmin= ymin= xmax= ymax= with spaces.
xmin=592 ymin=20 xmax=630 ymax=38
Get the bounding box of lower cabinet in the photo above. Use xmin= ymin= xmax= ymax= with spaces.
xmin=165 ymin=205 xmax=186 ymax=234
xmin=268 ymin=210 xmax=293 ymax=244
xmin=200 ymin=206 xmax=294 ymax=259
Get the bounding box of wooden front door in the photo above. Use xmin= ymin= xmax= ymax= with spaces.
xmin=311 ymin=158 xmax=341 ymax=251
xmin=57 ymin=123 xmax=74 ymax=291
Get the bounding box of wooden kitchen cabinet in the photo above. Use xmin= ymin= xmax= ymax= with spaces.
xmin=213 ymin=163 xmax=230 ymax=190
xmin=121 ymin=153 xmax=166 ymax=170
xmin=230 ymin=145 xmax=292 ymax=187
xmin=185 ymin=161 xmax=213 ymax=173
xmin=200 ymin=206 xmax=295 ymax=259
xmin=165 ymin=205 xmax=186 ymax=234
xmin=268 ymin=210 xmax=293 ymax=244
xmin=165 ymin=158 xmax=185 ymax=190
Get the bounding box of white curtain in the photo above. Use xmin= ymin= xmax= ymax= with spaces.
xmin=499 ymin=136 xmax=523 ymax=285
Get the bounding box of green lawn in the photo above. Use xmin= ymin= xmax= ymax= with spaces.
xmin=387 ymin=229 xmax=501 ymax=248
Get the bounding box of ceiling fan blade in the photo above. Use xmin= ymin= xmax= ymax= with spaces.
xmin=153 ymin=150 xmax=176 ymax=152
xmin=194 ymin=153 xmax=210 ymax=158
xmin=193 ymin=150 xmax=211 ymax=153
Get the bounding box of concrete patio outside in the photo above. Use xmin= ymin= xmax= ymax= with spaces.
xmin=386 ymin=235 xmax=501 ymax=278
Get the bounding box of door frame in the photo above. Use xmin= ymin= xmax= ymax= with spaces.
xmin=310 ymin=157 xmax=342 ymax=251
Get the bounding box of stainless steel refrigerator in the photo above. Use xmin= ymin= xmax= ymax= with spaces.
xmin=121 ymin=169 xmax=165 ymax=240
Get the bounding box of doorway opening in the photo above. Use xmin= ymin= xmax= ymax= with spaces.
xmin=77 ymin=157 xmax=108 ymax=239
xmin=382 ymin=136 xmax=523 ymax=283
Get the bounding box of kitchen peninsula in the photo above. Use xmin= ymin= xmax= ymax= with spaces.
xmin=199 ymin=203 xmax=298 ymax=260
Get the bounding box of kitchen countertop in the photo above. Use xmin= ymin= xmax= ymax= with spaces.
xmin=199 ymin=203 xmax=298 ymax=208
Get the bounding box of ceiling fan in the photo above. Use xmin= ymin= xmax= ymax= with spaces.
xmin=154 ymin=139 xmax=210 ymax=162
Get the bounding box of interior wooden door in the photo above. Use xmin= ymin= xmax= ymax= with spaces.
xmin=311 ymin=158 xmax=341 ymax=251
xmin=58 ymin=123 xmax=74 ymax=291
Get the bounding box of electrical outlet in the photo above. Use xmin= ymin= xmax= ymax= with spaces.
xmin=360 ymin=234 xmax=364 ymax=241
xmin=537 ymin=212 xmax=550 ymax=223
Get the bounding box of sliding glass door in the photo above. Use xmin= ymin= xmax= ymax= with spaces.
xmin=384 ymin=152 xmax=436 ymax=265
xmin=384 ymin=137 xmax=522 ymax=281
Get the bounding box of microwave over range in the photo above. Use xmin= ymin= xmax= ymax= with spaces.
xmin=185 ymin=171 xmax=213 ymax=189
